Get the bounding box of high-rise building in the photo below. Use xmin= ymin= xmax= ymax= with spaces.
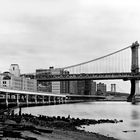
xmin=85 ymin=80 xmax=92 ymax=95
xmin=97 ymin=82 xmax=107 ymax=95
xmin=91 ymin=81 xmax=96 ymax=95
xmin=77 ymin=80 xmax=85 ymax=95
xmin=69 ymin=81 xmax=78 ymax=94
xmin=60 ymin=81 xmax=69 ymax=93
xmin=77 ymin=80 xmax=92 ymax=95
xmin=111 ymin=84 xmax=116 ymax=92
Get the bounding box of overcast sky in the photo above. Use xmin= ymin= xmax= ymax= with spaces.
xmin=0 ymin=0 xmax=140 ymax=74
xmin=0 ymin=0 xmax=140 ymax=92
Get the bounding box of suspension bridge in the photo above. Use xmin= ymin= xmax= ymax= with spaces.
xmin=34 ymin=41 xmax=140 ymax=102
xmin=1 ymin=41 xmax=139 ymax=109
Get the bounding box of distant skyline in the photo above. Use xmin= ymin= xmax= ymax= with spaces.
xmin=0 ymin=0 xmax=140 ymax=93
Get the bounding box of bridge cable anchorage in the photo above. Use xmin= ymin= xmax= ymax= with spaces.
xmin=61 ymin=45 xmax=131 ymax=70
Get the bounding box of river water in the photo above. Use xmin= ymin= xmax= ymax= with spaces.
xmin=15 ymin=102 xmax=140 ymax=140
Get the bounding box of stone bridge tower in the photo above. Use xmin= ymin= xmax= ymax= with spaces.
xmin=127 ymin=41 xmax=139 ymax=102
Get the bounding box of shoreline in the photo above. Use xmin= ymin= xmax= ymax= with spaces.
xmin=0 ymin=110 xmax=120 ymax=140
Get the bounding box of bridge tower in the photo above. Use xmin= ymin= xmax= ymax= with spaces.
xmin=127 ymin=41 xmax=139 ymax=102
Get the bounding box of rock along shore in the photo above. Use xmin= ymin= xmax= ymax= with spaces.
xmin=0 ymin=109 xmax=121 ymax=140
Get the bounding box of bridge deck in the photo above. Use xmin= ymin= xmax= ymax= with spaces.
xmin=36 ymin=72 xmax=140 ymax=81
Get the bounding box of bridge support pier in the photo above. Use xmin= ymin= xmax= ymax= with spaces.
xmin=61 ymin=97 xmax=63 ymax=103
xmin=35 ymin=95 xmax=37 ymax=104
xmin=42 ymin=96 xmax=45 ymax=104
xmin=26 ymin=95 xmax=29 ymax=105
xmin=5 ymin=93 xmax=8 ymax=107
xmin=48 ymin=96 xmax=50 ymax=104
xmin=53 ymin=97 xmax=56 ymax=104
xmin=128 ymin=80 xmax=136 ymax=102
xmin=127 ymin=41 xmax=139 ymax=102
xmin=135 ymin=80 xmax=139 ymax=95
xmin=132 ymin=80 xmax=140 ymax=102
xmin=16 ymin=94 xmax=19 ymax=106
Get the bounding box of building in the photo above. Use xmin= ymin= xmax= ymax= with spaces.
xmin=9 ymin=64 xmax=20 ymax=77
xmin=36 ymin=67 xmax=95 ymax=95
xmin=60 ymin=81 xmax=69 ymax=93
xmin=91 ymin=81 xmax=96 ymax=95
xmin=111 ymin=84 xmax=116 ymax=92
xmin=0 ymin=72 xmax=22 ymax=90
xmin=69 ymin=81 xmax=78 ymax=94
xmin=97 ymin=82 xmax=107 ymax=95
xmin=51 ymin=68 xmax=61 ymax=94
xmin=60 ymin=70 xmax=69 ymax=94
xmin=0 ymin=72 xmax=13 ymax=89
xmin=84 ymin=80 xmax=92 ymax=95
xmin=77 ymin=80 xmax=92 ymax=95
xmin=36 ymin=68 xmax=52 ymax=92
xmin=36 ymin=67 xmax=69 ymax=94
xmin=77 ymin=80 xmax=85 ymax=95
xmin=0 ymin=64 xmax=37 ymax=92
xmin=11 ymin=75 xmax=22 ymax=90
xmin=21 ymin=76 xmax=37 ymax=91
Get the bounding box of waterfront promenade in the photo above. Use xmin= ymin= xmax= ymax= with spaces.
xmin=0 ymin=87 xmax=106 ymax=109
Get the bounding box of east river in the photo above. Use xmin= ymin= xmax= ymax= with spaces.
xmin=15 ymin=101 xmax=140 ymax=140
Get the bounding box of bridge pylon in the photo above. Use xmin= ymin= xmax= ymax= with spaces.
xmin=127 ymin=41 xmax=140 ymax=102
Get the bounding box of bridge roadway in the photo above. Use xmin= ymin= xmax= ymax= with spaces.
xmin=0 ymin=88 xmax=104 ymax=108
xmin=36 ymin=72 xmax=140 ymax=81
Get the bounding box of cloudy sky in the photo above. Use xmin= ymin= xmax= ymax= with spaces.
xmin=0 ymin=0 xmax=140 ymax=92
xmin=0 ymin=0 xmax=140 ymax=73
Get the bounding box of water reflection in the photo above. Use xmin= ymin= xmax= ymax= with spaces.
xmin=131 ymin=110 xmax=140 ymax=127
xmin=131 ymin=110 xmax=139 ymax=120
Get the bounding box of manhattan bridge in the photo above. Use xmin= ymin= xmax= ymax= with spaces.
xmin=16 ymin=41 xmax=140 ymax=103
xmin=32 ymin=41 xmax=140 ymax=102
xmin=1 ymin=42 xmax=140 ymax=109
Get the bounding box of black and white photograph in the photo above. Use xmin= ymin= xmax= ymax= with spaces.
xmin=0 ymin=0 xmax=140 ymax=140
